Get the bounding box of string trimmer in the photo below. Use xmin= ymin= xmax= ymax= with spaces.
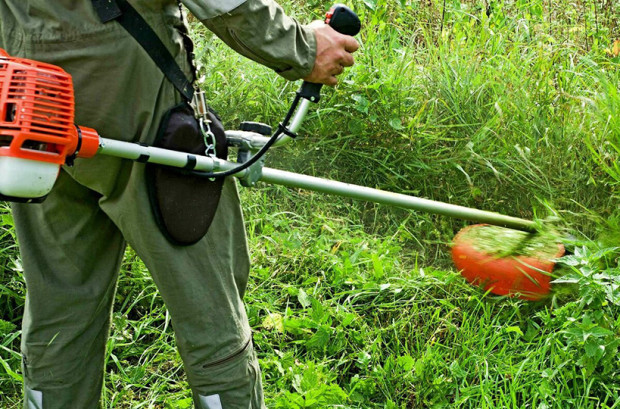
xmin=0 ymin=5 xmax=563 ymax=300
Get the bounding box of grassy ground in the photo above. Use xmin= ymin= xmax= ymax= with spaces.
xmin=1 ymin=0 xmax=619 ymax=408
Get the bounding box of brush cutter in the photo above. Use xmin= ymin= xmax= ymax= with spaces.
xmin=0 ymin=5 xmax=563 ymax=300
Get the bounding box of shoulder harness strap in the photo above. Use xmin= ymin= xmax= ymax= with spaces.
xmin=91 ymin=0 xmax=194 ymax=102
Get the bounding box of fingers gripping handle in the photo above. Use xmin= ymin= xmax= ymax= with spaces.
xmin=299 ymin=4 xmax=361 ymax=103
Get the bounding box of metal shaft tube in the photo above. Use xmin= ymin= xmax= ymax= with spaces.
xmin=259 ymin=167 xmax=537 ymax=232
xmin=98 ymin=137 xmax=246 ymax=175
xmin=97 ymin=138 xmax=537 ymax=232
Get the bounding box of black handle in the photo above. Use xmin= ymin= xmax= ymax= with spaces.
xmin=325 ymin=3 xmax=362 ymax=36
xmin=299 ymin=4 xmax=361 ymax=103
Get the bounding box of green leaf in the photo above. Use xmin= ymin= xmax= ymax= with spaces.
xmin=0 ymin=355 xmax=22 ymax=382
xmin=351 ymin=94 xmax=370 ymax=114
xmin=165 ymin=398 xmax=193 ymax=409
xmin=341 ymin=312 xmax=356 ymax=327
xmin=0 ymin=319 xmax=17 ymax=336
xmin=584 ymin=339 xmax=604 ymax=358
xmin=1 ymin=213 xmax=14 ymax=227
xmin=397 ymin=355 xmax=415 ymax=372
xmin=298 ymin=288 xmax=312 ymax=308
xmin=372 ymin=253 xmax=385 ymax=279
xmin=362 ymin=0 xmax=376 ymax=11
xmin=530 ymin=3 xmax=543 ymax=18
xmin=357 ymin=350 xmax=371 ymax=367
xmin=310 ymin=298 xmax=326 ymax=323
xmin=449 ymin=360 xmax=467 ymax=379
xmin=388 ymin=117 xmax=404 ymax=130
xmin=505 ymin=326 xmax=524 ymax=337
xmin=586 ymin=326 xmax=614 ymax=339
xmin=557 ymin=255 xmax=582 ymax=266
xmin=306 ymin=325 xmax=331 ymax=350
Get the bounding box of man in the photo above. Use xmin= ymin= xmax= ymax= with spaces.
xmin=0 ymin=0 xmax=359 ymax=408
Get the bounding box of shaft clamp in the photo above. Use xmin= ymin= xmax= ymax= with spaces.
xmin=235 ymin=122 xmax=272 ymax=187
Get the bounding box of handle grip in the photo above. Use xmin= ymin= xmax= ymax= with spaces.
xmin=325 ymin=3 xmax=362 ymax=36
xmin=299 ymin=4 xmax=361 ymax=103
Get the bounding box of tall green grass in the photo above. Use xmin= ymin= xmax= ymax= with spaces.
xmin=1 ymin=0 xmax=619 ymax=407
xmin=196 ymin=0 xmax=618 ymax=236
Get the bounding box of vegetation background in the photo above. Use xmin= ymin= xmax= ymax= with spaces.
xmin=1 ymin=0 xmax=619 ymax=407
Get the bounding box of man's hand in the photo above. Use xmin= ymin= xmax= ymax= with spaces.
xmin=303 ymin=21 xmax=360 ymax=86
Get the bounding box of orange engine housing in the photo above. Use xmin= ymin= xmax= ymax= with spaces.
xmin=0 ymin=49 xmax=81 ymax=164
xmin=0 ymin=49 xmax=99 ymax=200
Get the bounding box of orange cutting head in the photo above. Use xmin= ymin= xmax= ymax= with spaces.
xmin=451 ymin=224 xmax=565 ymax=301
